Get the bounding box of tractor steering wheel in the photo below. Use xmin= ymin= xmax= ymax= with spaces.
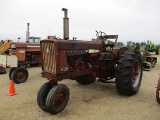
xmin=95 ymin=30 xmax=106 ymax=37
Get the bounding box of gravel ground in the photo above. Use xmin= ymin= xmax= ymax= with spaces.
xmin=0 ymin=54 xmax=160 ymax=120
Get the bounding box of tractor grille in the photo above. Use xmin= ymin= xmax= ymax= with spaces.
xmin=41 ymin=42 xmax=56 ymax=73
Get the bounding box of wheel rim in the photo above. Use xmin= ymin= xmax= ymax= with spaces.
xmin=156 ymin=79 xmax=160 ymax=104
xmin=132 ymin=60 xmax=141 ymax=88
xmin=54 ymin=91 xmax=66 ymax=109
xmin=16 ymin=71 xmax=26 ymax=82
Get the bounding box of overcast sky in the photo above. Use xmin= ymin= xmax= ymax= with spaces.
xmin=0 ymin=0 xmax=160 ymax=44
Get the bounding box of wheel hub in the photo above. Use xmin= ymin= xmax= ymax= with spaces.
xmin=16 ymin=72 xmax=26 ymax=81
xmin=54 ymin=91 xmax=66 ymax=109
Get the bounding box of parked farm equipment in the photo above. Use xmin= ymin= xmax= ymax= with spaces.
xmin=0 ymin=23 xmax=41 ymax=83
xmin=0 ymin=39 xmax=13 ymax=55
xmin=37 ymin=8 xmax=143 ymax=114
xmin=127 ymin=41 xmax=157 ymax=70
xmin=9 ymin=41 xmax=41 ymax=83
xmin=142 ymin=49 xmax=157 ymax=70
xmin=146 ymin=41 xmax=155 ymax=52
xmin=0 ymin=40 xmax=14 ymax=73
xmin=146 ymin=40 xmax=160 ymax=55
xmin=156 ymin=76 xmax=160 ymax=104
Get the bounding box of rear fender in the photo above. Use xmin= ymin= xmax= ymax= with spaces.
xmin=114 ymin=47 xmax=128 ymax=60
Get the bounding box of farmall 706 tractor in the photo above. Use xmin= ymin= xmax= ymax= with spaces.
xmin=37 ymin=8 xmax=143 ymax=114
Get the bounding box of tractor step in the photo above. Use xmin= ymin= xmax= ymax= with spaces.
xmin=97 ymin=78 xmax=115 ymax=83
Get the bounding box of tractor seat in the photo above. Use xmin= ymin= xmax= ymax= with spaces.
xmin=105 ymin=43 xmax=114 ymax=47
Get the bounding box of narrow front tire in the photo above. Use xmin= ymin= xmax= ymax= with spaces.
xmin=46 ymin=84 xmax=69 ymax=114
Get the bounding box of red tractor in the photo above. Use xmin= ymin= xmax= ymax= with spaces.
xmin=37 ymin=8 xmax=143 ymax=114
xmin=0 ymin=23 xmax=41 ymax=84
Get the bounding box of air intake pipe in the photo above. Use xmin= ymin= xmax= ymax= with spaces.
xmin=26 ymin=23 xmax=30 ymax=43
xmin=62 ymin=8 xmax=69 ymax=40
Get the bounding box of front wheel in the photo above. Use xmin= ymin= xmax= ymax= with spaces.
xmin=46 ymin=84 xmax=69 ymax=114
xmin=115 ymin=50 xmax=143 ymax=95
xmin=37 ymin=82 xmax=52 ymax=112
xmin=11 ymin=67 xmax=29 ymax=84
xmin=9 ymin=68 xmax=16 ymax=79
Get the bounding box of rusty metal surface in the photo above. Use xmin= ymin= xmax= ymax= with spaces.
xmin=10 ymin=42 xmax=41 ymax=66
xmin=113 ymin=47 xmax=128 ymax=60
xmin=57 ymin=39 xmax=103 ymax=50
xmin=12 ymin=42 xmax=40 ymax=48
xmin=40 ymin=34 xmax=129 ymax=83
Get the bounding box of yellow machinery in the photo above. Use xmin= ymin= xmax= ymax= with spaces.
xmin=0 ymin=40 xmax=13 ymax=54
xmin=0 ymin=40 xmax=14 ymax=73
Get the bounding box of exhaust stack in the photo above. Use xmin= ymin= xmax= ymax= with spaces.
xmin=26 ymin=23 xmax=30 ymax=43
xmin=62 ymin=8 xmax=69 ymax=40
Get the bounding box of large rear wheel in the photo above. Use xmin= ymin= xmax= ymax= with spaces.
xmin=46 ymin=84 xmax=69 ymax=114
xmin=115 ymin=50 xmax=143 ymax=95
